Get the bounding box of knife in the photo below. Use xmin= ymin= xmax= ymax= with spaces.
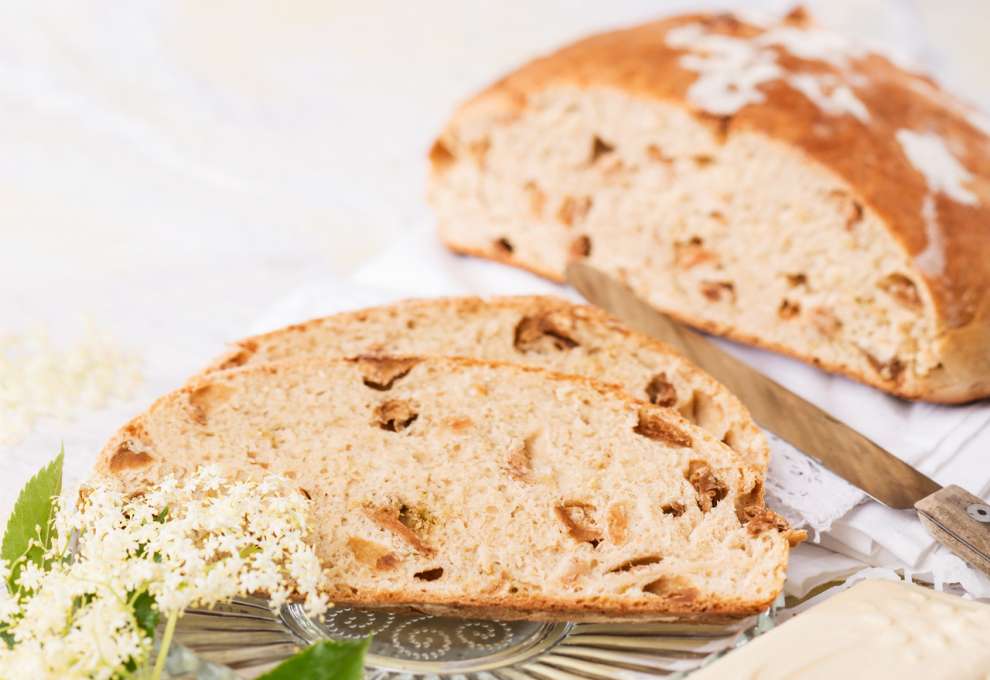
xmin=566 ymin=262 xmax=990 ymax=576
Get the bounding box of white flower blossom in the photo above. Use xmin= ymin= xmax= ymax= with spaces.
xmin=0 ymin=467 xmax=331 ymax=679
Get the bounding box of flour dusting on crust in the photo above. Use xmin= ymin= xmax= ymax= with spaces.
xmin=967 ymin=110 xmax=990 ymax=137
xmin=758 ymin=26 xmax=862 ymax=68
xmin=896 ymin=129 xmax=977 ymax=205
xmin=787 ymin=74 xmax=869 ymax=122
xmin=666 ymin=17 xmax=869 ymax=122
xmin=916 ymin=194 xmax=946 ymax=276
xmin=665 ymin=23 xmax=781 ymax=116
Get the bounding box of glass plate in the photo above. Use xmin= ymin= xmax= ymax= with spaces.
xmin=162 ymin=596 xmax=779 ymax=679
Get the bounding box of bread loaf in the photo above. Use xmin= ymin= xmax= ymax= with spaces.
xmin=202 ymin=296 xmax=768 ymax=472
xmin=427 ymin=10 xmax=990 ymax=402
xmin=96 ymin=356 xmax=797 ymax=621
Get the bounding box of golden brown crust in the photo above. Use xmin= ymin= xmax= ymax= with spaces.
xmin=433 ymin=12 xmax=990 ymax=403
xmin=319 ymin=586 xmax=777 ymax=623
xmin=658 ymin=303 xmax=987 ymax=403
xmin=442 ymin=238 xmax=567 ymax=283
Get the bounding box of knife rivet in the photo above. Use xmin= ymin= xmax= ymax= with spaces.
xmin=966 ymin=503 xmax=990 ymax=523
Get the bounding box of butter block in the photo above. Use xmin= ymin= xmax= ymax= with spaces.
xmin=691 ymin=580 xmax=990 ymax=679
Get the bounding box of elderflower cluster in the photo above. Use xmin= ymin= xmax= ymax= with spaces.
xmin=0 ymin=466 xmax=330 ymax=679
xmin=0 ymin=322 xmax=143 ymax=445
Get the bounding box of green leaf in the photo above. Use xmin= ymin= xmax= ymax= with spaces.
xmin=1 ymin=447 xmax=64 ymax=590
xmin=132 ymin=591 xmax=159 ymax=639
xmin=0 ymin=628 xmax=14 ymax=649
xmin=258 ymin=639 xmax=369 ymax=680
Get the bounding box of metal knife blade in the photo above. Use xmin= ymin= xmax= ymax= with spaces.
xmin=566 ymin=262 xmax=990 ymax=577
xmin=565 ymin=261 xmax=938 ymax=508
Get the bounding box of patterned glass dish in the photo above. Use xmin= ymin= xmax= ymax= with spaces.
xmin=162 ymin=596 xmax=779 ymax=679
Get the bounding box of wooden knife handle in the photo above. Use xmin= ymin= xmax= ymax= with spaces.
xmin=915 ymin=485 xmax=990 ymax=576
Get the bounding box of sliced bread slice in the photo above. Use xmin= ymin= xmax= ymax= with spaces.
xmin=200 ymin=296 xmax=768 ymax=473
xmin=96 ymin=356 xmax=797 ymax=622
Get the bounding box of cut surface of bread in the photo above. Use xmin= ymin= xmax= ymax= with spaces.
xmin=427 ymin=10 xmax=990 ymax=402
xmin=96 ymin=357 xmax=796 ymax=622
xmin=202 ymin=296 xmax=768 ymax=472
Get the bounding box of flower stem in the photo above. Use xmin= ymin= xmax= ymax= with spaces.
xmin=151 ymin=611 xmax=178 ymax=680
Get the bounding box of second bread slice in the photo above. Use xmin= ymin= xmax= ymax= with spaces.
xmin=201 ymin=296 xmax=768 ymax=472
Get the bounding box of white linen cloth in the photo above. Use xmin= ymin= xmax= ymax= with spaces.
xmin=251 ymin=232 xmax=990 ymax=599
